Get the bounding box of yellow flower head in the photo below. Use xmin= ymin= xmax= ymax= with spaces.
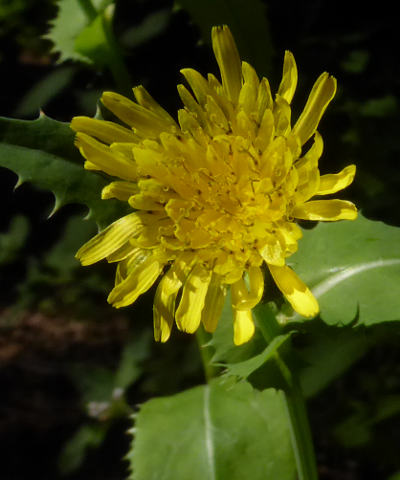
xmin=71 ymin=26 xmax=357 ymax=345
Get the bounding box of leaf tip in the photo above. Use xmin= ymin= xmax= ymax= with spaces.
xmin=48 ymin=196 xmax=64 ymax=219
xmin=14 ymin=176 xmax=25 ymax=191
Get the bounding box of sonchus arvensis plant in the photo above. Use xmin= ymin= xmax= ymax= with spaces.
xmin=72 ymin=25 xmax=357 ymax=345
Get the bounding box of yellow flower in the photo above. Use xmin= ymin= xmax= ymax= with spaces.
xmin=71 ymin=26 xmax=357 ymax=345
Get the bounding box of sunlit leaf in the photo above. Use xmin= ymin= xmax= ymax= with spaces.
xmin=128 ymin=380 xmax=296 ymax=480
xmin=286 ymin=214 xmax=400 ymax=326
xmin=45 ymin=0 xmax=113 ymax=63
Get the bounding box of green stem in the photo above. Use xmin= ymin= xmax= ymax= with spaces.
xmin=255 ymin=305 xmax=318 ymax=479
xmin=78 ymin=0 xmax=132 ymax=95
xmin=275 ymin=354 xmax=319 ymax=480
xmin=101 ymin=6 xmax=132 ymax=95
xmin=196 ymin=327 xmax=219 ymax=382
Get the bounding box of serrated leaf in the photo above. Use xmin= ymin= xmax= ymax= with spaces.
xmin=286 ymin=214 xmax=400 ymax=326
xmin=175 ymin=0 xmax=274 ymax=77
xmin=128 ymin=380 xmax=296 ymax=480
xmin=45 ymin=0 xmax=113 ymax=63
xmin=221 ymin=333 xmax=292 ymax=380
xmin=0 ymin=114 xmax=128 ymax=228
xmin=0 ymin=114 xmax=81 ymax=162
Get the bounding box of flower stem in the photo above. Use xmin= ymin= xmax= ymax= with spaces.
xmin=78 ymin=0 xmax=132 ymax=95
xmin=195 ymin=327 xmax=219 ymax=382
xmin=275 ymin=354 xmax=319 ymax=480
xmin=255 ymin=305 xmax=318 ymax=479
xmin=101 ymin=5 xmax=132 ymax=96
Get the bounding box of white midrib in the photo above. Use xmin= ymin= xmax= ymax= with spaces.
xmin=288 ymin=258 xmax=400 ymax=323
xmin=203 ymin=385 xmax=216 ymax=480
xmin=312 ymin=258 xmax=400 ymax=298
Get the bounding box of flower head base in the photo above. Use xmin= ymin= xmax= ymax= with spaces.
xmin=72 ymin=26 xmax=357 ymax=345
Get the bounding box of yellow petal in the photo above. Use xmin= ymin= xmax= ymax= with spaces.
xmin=259 ymin=239 xmax=285 ymax=266
xmin=76 ymin=213 xmax=144 ymax=266
xmin=233 ymin=309 xmax=255 ymax=345
xmin=257 ymin=77 xmax=273 ymax=122
xmin=175 ymin=264 xmax=212 ymax=333
xmin=273 ymin=95 xmax=291 ymax=137
xmin=277 ymin=50 xmax=298 ymax=104
xmin=254 ymin=108 xmax=275 ymax=152
xmin=101 ymin=181 xmax=139 ymax=201
xmin=106 ymin=244 xmax=139 ymax=263
xmin=177 ymin=84 xmax=209 ymax=131
xmin=133 ymin=85 xmax=178 ymax=127
xmin=201 ymin=274 xmax=227 ymax=333
xmin=109 ymin=142 xmax=135 ymax=159
xmin=153 ymin=265 xmax=183 ymax=342
xmin=268 ymin=264 xmax=319 ymax=317
xmin=101 ymin=92 xmax=175 ymax=137
xmin=180 ymin=68 xmax=212 ymax=107
xmin=248 ymin=265 xmax=264 ymax=305
xmin=205 ymin=94 xmax=230 ymax=133
xmin=108 ymin=256 xmax=164 ymax=308
xmin=239 ymin=62 xmax=259 ymax=116
xmin=292 ymin=72 xmax=336 ymax=145
xmin=317 ymin=165 xmax=356 ymax=195
xmin=211 ymin=25 xmax=242 ymax=103
xmin=292 ymin=199 xmax=358 ymax=221
xmin=296 ymin=131 xmax=324 ymax=171
xmin=75 ymin=132 xmax=137 ymax=181
xmin=128 ymin=193 xmax=165 ymax=211
xmin=231 ymin=266 xmax=264 ymax=311
xmin=71 ymin=116 xmax=139 ymax=144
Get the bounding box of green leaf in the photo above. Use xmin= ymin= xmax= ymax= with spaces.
xmin=175 ymin=0 xmax=274 ymax=77
xmin=221 ymin=333 xmax=291 ymax=380
xmin=114 ymin=332 xmax=151 ymax=391
xmin=128 ymin=380 xmax=296 ymax=480
xmin=58 ymin=423 xmax=108 ymax=475
xmin=120 ymin=8 xmax=171 ymax=49
xmin=340 ymin=49 xmax=369 ymax=74
xmin=14 ymin=66 xmax=76 ymax=118
xmin=0 ymin=114 xmax=128 ymax=228
xmin=295 ymin=322 xmax=371 ymax=398
xmin=286 ymin=214 xmax=400 ymax=326
xmin=74 ymin=6 xmax=115 ymax=67
xmin=208 ymin=290 xmax=266 ymax=365
xmin=0 ymin=215 xmax=29 ymax=265
xmin=44 ymin=214 xmax=97 ymax=276
xmin=0 ymin=113 xmax=81 ymax=162
xmin=45 ymin=0 xmax=113 ymax=64
xmin=359 ymin=95 xmax=398 ymax=117
xmin=334 ymin=394 xmax=400 ymax=448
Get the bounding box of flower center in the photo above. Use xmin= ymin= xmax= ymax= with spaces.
xmin=132 ymin=130 xmax=302 ymax=280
